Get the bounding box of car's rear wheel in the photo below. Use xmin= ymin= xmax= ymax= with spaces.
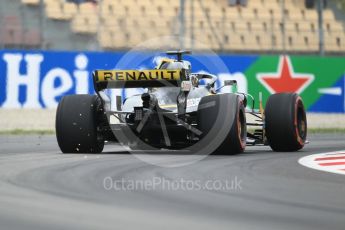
xmin=265 ymin=93 xmax=307 ymax=152
xmin=197 ymin=94 xmax=246 ymax=154
xmin=56 ymin=95 xmax=105 ymax=153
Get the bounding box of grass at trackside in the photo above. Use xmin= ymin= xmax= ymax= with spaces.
xmin=0 ymin=129 xmax=55 ymax=135
xmin=0 ymin=128 xmax=345 ymax=136
xmin=307 ymin=128 xmax=345 ymax=134
xmin=243 ymin=128 xmax=345 ymax=135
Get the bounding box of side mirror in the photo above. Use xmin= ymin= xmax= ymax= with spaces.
xmin=224 ymin=80 xmax=237 ymax=86
xmin=216 ymin=80 xmax=237 ymax=93
xmin=190 ymin=75 xmax=199 ymax=87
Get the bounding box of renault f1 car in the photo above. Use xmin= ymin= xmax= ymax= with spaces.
xmin=56 ymin=51 xmax=307 ymax=154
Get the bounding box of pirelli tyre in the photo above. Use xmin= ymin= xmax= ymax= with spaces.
xmin=56 ymin=95 xmax=105 ymax=153
xmin=264 ymin=93 xmax=307 ymax=152
xmin=197 ymin=94 xmax=246 ymax=154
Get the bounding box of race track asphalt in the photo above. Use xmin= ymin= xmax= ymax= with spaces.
xmin=0 ymin=133 xmax=344 ymax=230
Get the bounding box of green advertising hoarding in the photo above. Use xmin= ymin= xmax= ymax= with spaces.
xmin=243 ymin=56 xmax=345 ymax=113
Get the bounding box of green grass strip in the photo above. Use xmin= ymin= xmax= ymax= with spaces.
xmin=0 ymin=129 xmax=55 ymax=135
xmin=307 ymin=128 xmax=345 ymax=134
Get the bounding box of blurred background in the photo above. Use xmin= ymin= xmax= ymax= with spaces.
xmin=0 ymin=0 xmax=344 ymax=132
xmin=0 ymin=0 xmax=344 ymax=54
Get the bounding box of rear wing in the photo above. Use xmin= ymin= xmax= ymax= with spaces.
xmin=93 ymin=69 xmax=186 ymax=91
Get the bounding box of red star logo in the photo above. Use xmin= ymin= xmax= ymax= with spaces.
xmin=257 ymin=56 xmax=314 ymax=94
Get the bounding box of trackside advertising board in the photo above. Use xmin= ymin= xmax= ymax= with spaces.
xmin=0 ymin=50 xmax=344 ymax=112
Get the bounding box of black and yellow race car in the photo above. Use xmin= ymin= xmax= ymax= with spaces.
xmin=56 ymin=51 xmax=307 ymax=154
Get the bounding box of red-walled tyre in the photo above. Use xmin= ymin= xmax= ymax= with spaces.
xmin=197 ymin=94 xmax=246 ymax=154
xmin=265 ymin=93 xmax=307 ymax=152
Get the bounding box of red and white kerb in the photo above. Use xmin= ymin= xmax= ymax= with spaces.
xmin=299 ymin=151 xmax=345 ymax=175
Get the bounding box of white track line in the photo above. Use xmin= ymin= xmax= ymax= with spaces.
xmin=298 ymin=150 xmax=345 ymax=175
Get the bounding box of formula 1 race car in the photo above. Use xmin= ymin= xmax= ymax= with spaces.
xmin=56 ymin=51 xmax=307 ymax=154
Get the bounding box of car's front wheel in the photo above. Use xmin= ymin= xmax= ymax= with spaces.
xmin=265 ymin=93 xmax=307 ymax=152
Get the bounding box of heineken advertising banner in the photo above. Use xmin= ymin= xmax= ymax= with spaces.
xmin=0 ymin=50 xmax=344 ymax=113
